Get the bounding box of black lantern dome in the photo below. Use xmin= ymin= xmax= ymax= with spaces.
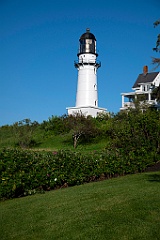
xmin=78 ymin=28 xmax=98 ymax=56
xmin=80 ymin=28 xmax=96 ymax=41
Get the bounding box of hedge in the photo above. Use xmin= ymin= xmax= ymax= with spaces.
xmin=0 ymin=148 xmax=159 ymax=200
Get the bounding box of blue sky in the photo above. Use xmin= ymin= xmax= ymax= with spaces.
xmin=0 ymin=0 xmax=160 ymax=126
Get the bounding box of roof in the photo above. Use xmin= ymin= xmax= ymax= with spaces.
xmin=80 ymin=28 xmax=96 ymax=41
xmin=132 ymin=72 xmax=159 ymax=88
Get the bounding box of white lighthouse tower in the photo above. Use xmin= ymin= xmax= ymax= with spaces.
xmin=67 ymin=28 xmax=107 ymax=117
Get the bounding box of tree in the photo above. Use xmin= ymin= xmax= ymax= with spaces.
xmin=41 ymin=115 xmax=69 ymax=135
xmin=152 ymin=19 xmax=160 ymax=68
xmin=152 ymin=84 xmax=160 ymax=104
xmin=65 ymin=114 xmax=99 ymax=148
xmin=109 ymin=109 xmax=160 ymax=154
xmin=13 ymin=119 xmax=38 ymax=148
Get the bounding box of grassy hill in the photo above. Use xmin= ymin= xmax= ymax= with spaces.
xmin=1 ymin=171 xmax=160 ymax=240
xmin=1 ymin=112 xmax=160 ymax=239
xmin=0 ymin=123 xmax=108 ymax=152
xmin=1 ymin=109 xmax=160 ymax=154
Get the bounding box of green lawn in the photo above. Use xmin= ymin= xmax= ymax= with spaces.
xmin=34 ymin=133 xmax=108 ymax=152
xmin=1 ymin=172 xmax=160 ymax=240
xmin=0 ymin=126 xmax=108 ymax=152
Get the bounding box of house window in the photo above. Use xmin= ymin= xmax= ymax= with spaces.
xmin=151 ymin=94 xmax=156 ymax=100
xmin=143 ymin=85 xmax=145 ymax=91
xmin=147 ymin=85 xmax=150 ymax=91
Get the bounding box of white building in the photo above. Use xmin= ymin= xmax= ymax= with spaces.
xmin=120 ymin=66 xmax=160 ymax=111
xmin=67 ymin=29 xmax=107 ymax=117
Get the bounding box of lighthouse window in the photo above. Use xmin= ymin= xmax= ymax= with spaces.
xmin=94 ymin=84 xmax=97 ymax=90
xmin=86 ymin=39 xmax=92 ymax=44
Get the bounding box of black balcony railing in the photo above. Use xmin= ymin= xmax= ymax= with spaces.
xmin=74 ymin=60 xmax=101 ymax=69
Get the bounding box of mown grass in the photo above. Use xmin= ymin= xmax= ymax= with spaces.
xmin=1 ymin=172 xmax=160 ymax=240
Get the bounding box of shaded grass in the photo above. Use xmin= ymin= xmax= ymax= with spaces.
xmin=0 ymin=132 xmax=107 ymax=153
xmin=33 ymin=133 xmax=107 ymax=152
xmin=0 ymin=127 xmax=15 ymax=148
xmin=1 ymin=172 xmax=160 ymax=240
xmin=0 ymin=124 xmax=108 ymax=152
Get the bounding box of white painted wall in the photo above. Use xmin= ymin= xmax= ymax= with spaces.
xmin=153 ymin=72 xmax=160 ymax=86
xmin=67 ymin=106 xmax=107 ymax=117
xmin=76 ymin=60 xmax=98 ymax=107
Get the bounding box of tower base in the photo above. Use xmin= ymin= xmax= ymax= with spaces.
xmin=67 ymin=106 xmax=107 ymax=117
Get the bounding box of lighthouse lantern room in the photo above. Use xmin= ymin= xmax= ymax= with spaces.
xmin=67 ymin=28 xmax=107 ymax=117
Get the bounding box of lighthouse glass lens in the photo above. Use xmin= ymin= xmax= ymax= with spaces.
xmin=80 ymin=39 xmax=95 ymax=54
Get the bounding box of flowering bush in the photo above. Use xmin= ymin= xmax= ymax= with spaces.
xmin=0 ymin=147 xmax=159 ymax=200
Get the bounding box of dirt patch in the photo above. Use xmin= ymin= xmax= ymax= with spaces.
xmin=145 ymin=161 xmax=160 ymax=172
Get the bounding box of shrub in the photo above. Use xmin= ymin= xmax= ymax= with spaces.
xmin=0 ymin=147 xmax=159 ymax=200
xmin=12 ymin=119 xmax=39 ymax=148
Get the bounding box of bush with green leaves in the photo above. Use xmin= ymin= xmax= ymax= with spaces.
xmin=109 ymin=108 xmax=160 ymax=154
xmin=0 ymin=147 xmax=159 ymax=200
xmin=41 ymin=114 xmax=100 ymax=148
xmin=12 ymin=119 xmax=39 ymax=148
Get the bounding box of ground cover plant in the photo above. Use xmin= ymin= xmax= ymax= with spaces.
xmin=1 ymin=172 xmax=160 ymax=240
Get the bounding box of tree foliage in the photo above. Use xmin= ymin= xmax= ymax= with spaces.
xmin=109 ymin=109 xmax=160 ymax=155
xmin=1 ymin=106 xmax=160 ymax=154
xmin=66 ymin=114 xmax=99 ymax=148
xmin=152 ymin=84 xmax=160 ymax=103
xmin=41 ymin=115 xmax=69 ymax=135
xmin=153 ymin=20 xmax=160 ymax=52
xmin=41 ymin=114 xmax=100 ymax=148
xmin=13 ymin=119 xmax=38 ymax=148
xmin=152 ymin=19 xmax=160 ymax=68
